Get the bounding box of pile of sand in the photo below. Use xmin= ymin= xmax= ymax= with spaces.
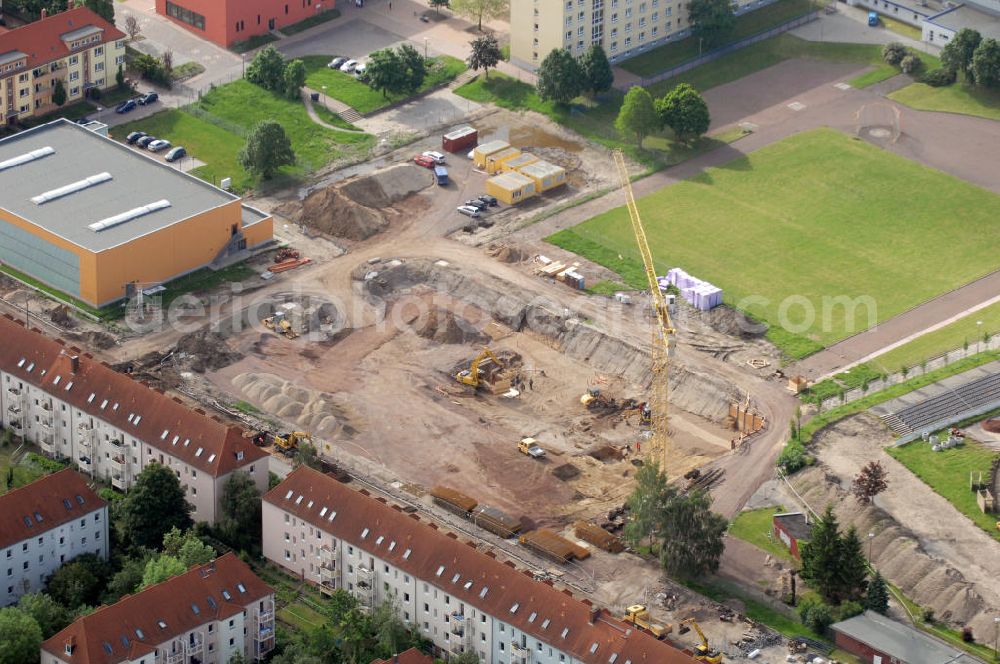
xmin=176 ymin=329 xmax=243 ymax=373
xmin=49 ymin=305 xmax=77 ymax=329
xmin=232 ymin=372 xmax=344 ymax=438
xmin=413 ymin=309 xmax=486 ymax=345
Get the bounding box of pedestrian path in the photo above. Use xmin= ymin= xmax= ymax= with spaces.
xmin=300 ymin=88 xmax=365 ymax=131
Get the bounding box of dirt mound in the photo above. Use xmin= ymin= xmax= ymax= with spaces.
xmin=49 ymin=305 xmax=77 ymax=329
xmin=341 ymin=163 xmax=431 ymax=208
xmin=176 ymin=329 xmax=243 ymax=373
xmin=691 ymin=306 xmax=767 ymax=339
xmin=487 ymin=244 xmax=529 ymax=263
xmin=231 ymin=372 xmax=346 ymax=438
xmin=588 ymin=445 xmax=624 ymax=462
xmin=73 ymin=330 xmax=116 ymax=350
xmin=984 ymin=419 xmax=1000 ymax=433
xmin=413 ymin=309 xmax=486 ymax=345
xmin=553 ymin=463 xmax=581 ymax=481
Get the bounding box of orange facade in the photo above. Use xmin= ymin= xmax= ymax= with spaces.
xmin=155 ymin=0 xmax=334 ymax=47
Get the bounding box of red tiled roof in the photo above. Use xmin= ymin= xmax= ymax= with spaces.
xmin=371 ymin=648 xmax=435 ymax=664
xmin=41 ymin=553 xmax=273 ymax=664
xmin=266 ymin=467 xmax=700 ymax=664
xmin=0 ymin=7 xmax=125 ymax=70
xmin=0 ymin=468 xmax=105 ymax=550
xmin=0 ymin=315 xmax=267 ymax=476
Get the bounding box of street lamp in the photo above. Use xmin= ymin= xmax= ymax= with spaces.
xmin=424 ymin=37 xmax=429 ymax=58
xmin=95 ymin=105 xmax=103 ymax=124
xmin=977 ymin=320 xmax=984 ymax=353
xmin=994 ymin=616 xmax=1000 ymax=659
xmin=321 ymin=85 xmax=327 ymax=110
xmin=867 ymin=532 xmax=875 ymax=561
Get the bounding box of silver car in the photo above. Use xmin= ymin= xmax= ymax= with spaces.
xmin=456 ymin=205 xmax=481 ymax=218
xmin=340 ymin=59 xmax=359 ymax=73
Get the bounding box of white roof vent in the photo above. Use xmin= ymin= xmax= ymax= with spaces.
xmin=0 ymin=146 xmax=54 ymax=172
xmin=32 ymin=172 xmax=111 ymax=204
xmin=89 ymin=199 xmax=170 ymax=232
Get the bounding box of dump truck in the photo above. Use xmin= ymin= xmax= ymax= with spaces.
xmin=518 ymin=438 xmax=546 ymax=459
xmin=622 ymin=605 xmax=671 ymax=640
xmin=679 ymin=618 xmax=723 ymax=664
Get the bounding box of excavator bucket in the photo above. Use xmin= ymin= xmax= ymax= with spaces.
xmin=678 ymin=625 xmax=691 ymax=635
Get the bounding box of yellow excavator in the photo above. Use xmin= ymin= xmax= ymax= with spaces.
xmin=274 ymin=431 xmax=311 ymax=456
xmin=455 ymin=347 xmax=502 ymax=388
xmin=678 ymin=618 xmax=723 ymax=664
xmin=262 ymin=313 xmax=299 ymax=339
xmin=622 ymin=605 xmax=671 ymax=640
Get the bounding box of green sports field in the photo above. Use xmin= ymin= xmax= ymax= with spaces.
xmin=548 ymin=129 xmax=1000 ymax=358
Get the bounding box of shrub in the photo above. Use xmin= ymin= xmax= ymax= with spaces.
xmin=797 ymin=595 xmax=835 ymax=635
xmin=835 ymin=600 xmax=864 ymax=621
xmin=901 ymin=54 xmax=924 ymax=75
xmin=922 ymin=607 xmax=936 ymax=623
xmin=778 ymin=438 xmax=813 ymax=473
xmin=961 ymin=626 xmax=974 ymax=643
xmin=882 ymin=42 xmax=908 ymax=66
xmin=922 ymin=67 xmax=957 ymax=86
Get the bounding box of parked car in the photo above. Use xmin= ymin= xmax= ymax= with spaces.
xmin=115 ymin=99 xmax=137 ymax=114
xmin=422 ymin=150 xmax=446 ymax=164
xmin=328 ymin=57 xmax=348 ymax=69
xmin=867 ymin=11 xmax=879 ymax=25
xmin=147 ymin=139 xmax=172 ymax=152
xmin=74 ymin=117 xmax=91 ymax=124
xmin=354 ymin=62 xmax=367 ymax=77
xmin=125 ymin=131 xmax=147 ymax=145
xmin=340 ymin=59 xmax=359 ymax=72
xmin=413 ymin=154 xmax=436 ymax=169
xmin=464 ymin=199 xmax=488 ymax=211
xmin=136 ymin=135 xmax=157 ymax=148
xmin=164 ymin=146 xmax=187 ymax=162
xmin=456 ymin=205 xmax=481 ymax=218
xmin=477 ymin=194 xmax=499 ymax=207
xmin=138 ymin=92 xmax=159 ymax=106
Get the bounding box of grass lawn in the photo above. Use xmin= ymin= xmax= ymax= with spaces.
xmin=864 ymin=301 xmax=1000 ymax=374
xmin=0 ymin=446 xmax=47 ymax=494
xmin=729 ymin=507 xmax=797 ymax=562
xmin=114 ymin=79 xmax=373 ymax=191
xmin=302 ymin=55 xmax=467 ymax=114
xmin=280 ymin=8 xmax=342 ymax=35
xmin=890 ymin=80 xmax=1000 ymax=122
xmin=231 ymin=33 xmax=278 ymax=54
xmin=621 ymin=0 xmax=820 ymax=77
xmin=877 ymin=15 xmax=923 ymax=40
xmin=547 ymin=128 xmax=1000 ymax=358
xmin=887 ymin=438 xmax=999 ymax=539
xmin=277 ymin=602 xmax=327 ymax=631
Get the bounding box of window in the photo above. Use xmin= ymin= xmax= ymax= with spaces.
xmin=69 ymin=56 xmax=78 ymax=65
xmin=94 ymin=46 xmax=104 ymax=56
xmin=95 ymin=62 xmax=104 ymax=72
xmin=69 ymin=71 xmax=79 ymax=82
xmin=165 ymin=1 xmax=206 ymax=30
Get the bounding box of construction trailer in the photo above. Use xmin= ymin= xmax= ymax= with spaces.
xmin=442 ymin=126 xmax=478 ymax=153
xmin=519 ymin=529 xmax=591 ymax=563
xmin=472 ymin=140 xmax=511 ymax=168
xmin=573 ymin=521 xmax=624 ymax=553
xmin=517 ymin=159 xmax=567 ymax=193
xmin=472 ymin=505 xmax=522 ymax=538
xmin=485 ymin=171 xmax=537 ymax=205
xmin=430 ymin=486 xmax=478 ymax=517
xmin=501 ymin=152 xmax=539 ymax=174
xmin=485 ymin=147 xmax=522 ymax=175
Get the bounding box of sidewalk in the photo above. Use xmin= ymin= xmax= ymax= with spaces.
xmin=791 ymin=5 xmax=939 ymax=55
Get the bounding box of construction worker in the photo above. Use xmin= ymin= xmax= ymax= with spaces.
xmin=636 ymin=440 xmax=641 ymax=453
xmin=529 ymin=378 xmax=534 ymax=390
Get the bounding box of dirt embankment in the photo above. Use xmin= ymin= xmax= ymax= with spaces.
xmin=231 ymin=372 xmax=347 ymax=439
xmin=363 ymin=259 xmax=742 ymax=423
xmin=280 ymin=164 xmax=432 ymax=241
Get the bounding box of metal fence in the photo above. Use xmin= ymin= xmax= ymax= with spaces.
xmin=625 ymin=11 xmax=820 ymax=90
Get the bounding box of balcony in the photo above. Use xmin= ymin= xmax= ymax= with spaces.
xmin=511 ymin=643 xmax=530 ymax=658
xmin=7 ymin=404 xmax=21 ymax=416
xmin=77 ymin=456 xmax=92 ymax=468
xmin=40 ymin=416 xmax=54 ymax=430
xmin=110 ymin=438 xmax=123 ymax=447
xmin=160 ymin=646 xmax=183 ymax=664
xmin=41 ymin=401 xmax=53 ymax=412
xmin=40 ymin=433 xmax=55 ymax=452
xmin=184 ymin=632 xmax=203 ymax=656
xmin=111 ymin=472 xmax=126 ymax=490
xmin=6 ymin=387 xmax=21 ymax=397
xmin=450 ymin=614 xmax=465 ymax=636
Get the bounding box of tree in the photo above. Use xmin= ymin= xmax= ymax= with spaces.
xmin=864 ymin=571 xmax=890 ymax=615
xmin=228 ymin=652 xmax=248 ymax=664
xmin=687 ymin=0 xmax=735 ymax=48
xmin=102 ymin=554 xmax=151 ymax=604
xmin=161 ymin=527 xmax=216 ymax=566
xmin=468 ymin=33 xmax=503 ymax=80
xmin=162 ymin=49 xmax=174 ymax=76
xmin=17 ymin=593 xmax=70 ymax=638
xmin=339 ymin=607 xmax=373 ymax=664
xmin=283 ymin=58 xmax=307 ymax=99
xmin=624 ymin=461 xmax=669 ymax=547
xmin=971 ymin=38 xmax=1000 ymax=88
xmin=141 ymin=555 xmax=188 ymax=588
xmin=119 ymin=462 xmax=194 ymax=552
xmin=797 ymin=595 xmax=834 ymax=635
xmin=449 ymin=0 xmax=509 ymax=31
xmin=852 ymin=460 xmax=889 ymax=505
xmin=295 ymin=441 xmax=321 ymax=470
xmin=397 ymin=44 xmax=427 ymax=94
xmin=615 ymin=86 xmax=658 ymax=149
xmin=450 ymin=652 xmax=481 ymax=664
xmin=429 ymin=0 xmax=450 ymax=15
xmin=836 ymin=527 xmax=869 ymax=602
xmin=941 ymin=28 xmax=981 ymax=75
xmin=371 ymin=599 xmax=412 ymax=659
xmin=799 ymin=506 xmax=843 ymax=603
xmin=656 ymin=83 xmax=710 ymax=143
xmin=46 ymin=561 xmax=100 ymax=609
xmin=365 ymin=48 xmax=407 ymax=98
xmin=52 ymin=79 xmax=67 ymax=107
xmin=239 ymin=120 xmax=296 ymax=179
xmin=0 ymin=607 xmax=43 ymax=664
xmin=115 ymin=65 xmax=127 ymax=91
xmin=269 ymin=644 xmax=324 ymax=664
xmin=218 ymin=472 xmax=262 ymax=553
xmin=536 ymin=48 xmax=585 ymax=105
xmin=900 ymin=53 xmax=923 ymax=75
xmin=246 ymin=45 xmax=286 ymax=92
xmin=124 ymin=13 xmax=142 ymax=41
xmin=580 ymin=43 xmax=614 ymax=95
xmin=75 ymin=0 xmax=114 ymax=22
xmin=881 ymin=42 xmax=908 ymax=66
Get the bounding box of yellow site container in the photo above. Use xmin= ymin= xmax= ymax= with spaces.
xmin=517 ymin=159 xmax=567 ymax=193
xmin=472 ymin=140 xmax=511 ymax=168
xmin=501 ymin=152 xmax=539 ymax=173
xmin=485 ymin=147 xmax=523 ymax=175
xmin=485 ymin=171 xmax=537 ymax=205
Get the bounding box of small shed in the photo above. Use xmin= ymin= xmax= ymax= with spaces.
xmin=486 ymin=171 xmax=537 ymax=205
xmin=501 ymin=152 xmax=539 ymax=173
xmin=473 ymin=139 xmax=511 ymax=168
xmin=442 ymin=126 xmax=478 ymax=153
xmin=788 ymin=375 xmax=809 ymax=394
xmin=772 ymin=511 xmax=812 ymax=560
xmin=517 ymin=159 xmax=567 ymax=193
xmin=485 ymin=147 xmax=523 ymax=174
xmin=832 ymin=611 xmax=984 ymax=664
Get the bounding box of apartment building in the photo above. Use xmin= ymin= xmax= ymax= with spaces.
xmin=0 ymin=469 xmax=108 ymax=607
xmin=41 ymin=553 xmax=276 ymax=664
xmin=0 ymin=314 xmax=270 ymax=524
xmin=0 ymin=7 xmax=126 ymax=125
xmin=264 ymin=467 xmax=703 ymax=664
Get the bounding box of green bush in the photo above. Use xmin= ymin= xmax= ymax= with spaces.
xmin=882 ymin=42 xmax=908 ymax=66
xmin=778 ymin=438 xmax=813 ymax=473
xmin=26 ymin=453 xmax=67 ymax=473
xmin=835 ymin=600 xmax=864 ymax=621
xmin=922 ymin=67 xmax=957 ymax=86
xmin=901 ymin=53 xmax=924 ymax=75
xmin=798 ymin=595 xmax=834 ymax=635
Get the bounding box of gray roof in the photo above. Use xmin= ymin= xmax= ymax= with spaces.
xmin=0 ymin=118 xmax=239 ymax=253
xmin=832 ymin=611 xmax=984 ymax=664
xmin=61 ymin=25 xmax=104 ymax=42
xmin=927 ymin=4 xmax=1000 ymax=41
xmin=772 ymin=512 xmax=812 ymax=541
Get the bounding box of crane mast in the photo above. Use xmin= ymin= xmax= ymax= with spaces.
xmin=612 ymin=150 xmax=674 ymax=472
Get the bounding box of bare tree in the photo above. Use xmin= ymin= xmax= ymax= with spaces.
xmin=124 ymin=14 xmax=142 ymax=42
xmin=162 ymin=49 xmax=174 ymax=76
xmin=852 ymin=460 xmax=889 ymax=504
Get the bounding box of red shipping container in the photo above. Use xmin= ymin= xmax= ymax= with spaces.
xmin=442 ymin=126 xmax=478 ymax=153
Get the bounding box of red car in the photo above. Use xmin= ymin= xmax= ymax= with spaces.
xmin=413 ymin=155 xmax=435 ymax=168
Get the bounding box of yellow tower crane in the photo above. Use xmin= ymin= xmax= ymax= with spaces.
xmin=612 ymin=149 xmax=674 ymax=471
